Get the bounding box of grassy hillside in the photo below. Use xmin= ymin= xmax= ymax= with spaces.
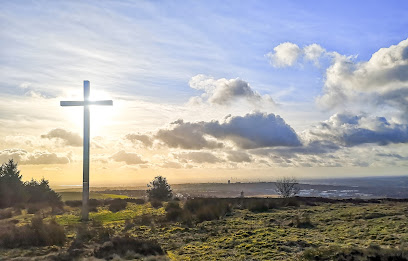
xmin=1 ymin=198 xmax=408 ymax=260
xmin=58 ymin=191 xmax=128 ymax=201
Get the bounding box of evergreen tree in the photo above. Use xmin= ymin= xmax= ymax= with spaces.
xmin=25 ymin=178 xmax=62 ymax=208
xmin=147 ymin=176 xmax=173 ymax=201
xmin=0 ymin=159 xmax=26 ymax=207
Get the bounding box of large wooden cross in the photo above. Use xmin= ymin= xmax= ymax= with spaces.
xmin=60 ymin=80 xmax=112 ymax=220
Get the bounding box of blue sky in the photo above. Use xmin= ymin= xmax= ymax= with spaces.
xmin=3 ymin=0 xmax=407 ymax=101
xmin=1 ymin=1 xmax=408 ymax=185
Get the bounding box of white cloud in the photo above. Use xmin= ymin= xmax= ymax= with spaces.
xmin=188 ymin=75 xmax=275 ymax=106
xmin=0 ymin=149 xmax=70 ymax=165
xmin=266 ymin=42 xmax=326 ymax=68
xmin=266 ymin=42 xmax=301 ymax=67
xmin=226 ymin=151 xmax=252 ymax=163
xmin=125 ymin=133 xmax=153 ymax=147
xmin=203 ymin=112 xmax=302 ymax=149
xmin=41 ymin=128 xmax=82 ymax=147
xmin=159 ymin=161 xmax=182 ymax=169
xmin=175 ymin=151 xmax=223 ymax=164
xmin=317 ymin=38 xmax=408 ymax=116
xmin=308 ymin=113 xmax=408 ymax=147
xmin=304 ymin=43 xmax=326 ymax=65
xmin=155 ymin=112 xmax=301 ymax=150
xmin=110 ymin=150 xmax=147 ymax=165
xmin=156 ymin=120 xmax=224 ymax=150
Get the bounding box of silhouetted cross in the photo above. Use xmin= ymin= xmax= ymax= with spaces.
xmin=60 ymin=81 xmax=112 ymax=221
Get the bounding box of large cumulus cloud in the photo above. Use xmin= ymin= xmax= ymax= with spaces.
xmin=317 ymin=38 xmax=408 ymax=114
xmin=308 ymin=113 xmax=408 ymax=146
xmin=155 ymin=112 xmax=301 ymax=150
xmin=156 ymin=120 xmax=224 ymax=150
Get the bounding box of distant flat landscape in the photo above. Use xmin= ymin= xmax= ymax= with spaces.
xmin=60 ymin=176 xmax=408 ymax=200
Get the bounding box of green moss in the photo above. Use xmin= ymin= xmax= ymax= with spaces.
xmin=4 ymin=200 xmax=408 ymax=260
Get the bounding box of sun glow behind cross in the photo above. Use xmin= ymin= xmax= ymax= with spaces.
xmin=61 ymin=89 xmax=118 ymax=137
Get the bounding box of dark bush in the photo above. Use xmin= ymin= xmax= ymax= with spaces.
xmin=150 ymin=199 xmax=163 ymax=209
xmin=108 ymin=199 xmax=127 ymax=212
xmin=140 ymin=214 xmax=153 ymax=226
xmin=65 ymin=200 xmax=82 ymax=208
xmin=0 ymin=216 xmax=65 ymax=248
xmin=135 ymin=198 xmax=145 ymax=205
xmin=301 ymin=245 xmax=408 ymax=260
xmin=284 ymin=197 xmax=300 ymax=207
xmin=196 ymin=205 xmax=219 ymax=222
xmin=183 ymin=198 xmax=232 ymax=223
xmin=246 ymin=199 xmax=270 ymax=213
xmin=94 ymin=236 xmax=165 ymax=259
xmin=165 ymin=201 xmax=183 ymax=222
xmin=165 ymin=201 xmax=180 ymax=211
xmin=89 ymin=199 xmax=102 ymax=208
xmin=27 ymin=204 xmax=41 ymax=214
xmin=89 ymin=199 xmax=103 ymax=212
xmin=0 ymin=208 xmax=12 ymax=219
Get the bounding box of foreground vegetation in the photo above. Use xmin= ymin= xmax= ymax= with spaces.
xmin=1 ymin=164 xmax=407 ymax=260
xmin=1 ymin=197 xmax=408 ymax=260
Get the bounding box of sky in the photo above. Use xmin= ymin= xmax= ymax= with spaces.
xmin=1 ymin=0 xmax=408 ymax=187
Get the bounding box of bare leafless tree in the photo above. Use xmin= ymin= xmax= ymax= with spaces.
xmin=275 ymin=177 xmax=300 ymax=198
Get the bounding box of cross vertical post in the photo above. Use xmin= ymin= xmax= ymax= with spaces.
xmin=82 ymin=80 xmax=90 ymax=221
xmin=60 ymin=80 xmax=113 ymax=221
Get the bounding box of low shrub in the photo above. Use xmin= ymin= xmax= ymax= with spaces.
xmin=135 ymin=198 xmax=145 ymax=205
xmin=301 ymin=245 xmax=408 ymax=260
xmin=65 ymin=200 xmax=82 ymax=208
xmin=94 ymin=236 xmax=165 ymax=259
xmin=290 ymin=213 xmax=314 ymax=228
xmin=0 ymin=216 xmax=65 ymax=248
xmin=89 ymin=199 xmax=103 ymax=212
xmin=165 ymin=201 xmax=183 ymax=222
xmin=74 ymin=222 xmax=112 ymax=244
xmin=150 ymin=199 xmax=163 ymax=209
xmin=140 ymin=214 xmax=153 ymax=226
xmin=0 ymin=208 xmax=12 ymax=219
xmin=246 ymin=199 xmax=270 ymax=213
xmin=183 ymin=198 xmax=232 ymax=223
xmin=124 ymin=219 xmax=136 ymax=231
xmin=284 ymin=197 xmax=300 ymax=207
xmin=196 ymin=205 xmax=219 ymax=222
xmin=27 ymin=204 xmax=41 ymax=214
xmin=13 ymin=208 xmax=22 ymax=216
xmin=108 ymin=199 xmax=127 ymax=212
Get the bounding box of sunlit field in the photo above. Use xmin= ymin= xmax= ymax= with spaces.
xmin=1 ymin=197 xmax=408 ymax=260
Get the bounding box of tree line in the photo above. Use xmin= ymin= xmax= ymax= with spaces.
xmin=0 ymin=159 xmax=62 ymax=209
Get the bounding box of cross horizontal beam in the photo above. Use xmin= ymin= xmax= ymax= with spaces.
xmin=60 ymin=100 xmax=113 ymax=106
